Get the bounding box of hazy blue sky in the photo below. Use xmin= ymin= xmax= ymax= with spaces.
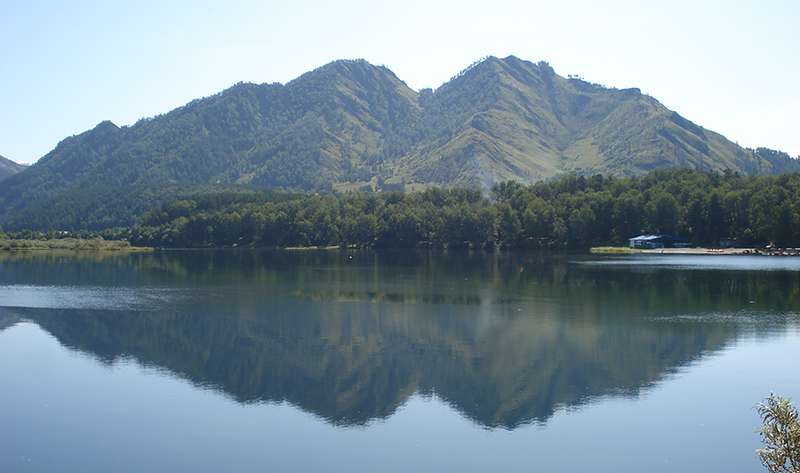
xmin=2 ymin=0 xmax=798 ymax=164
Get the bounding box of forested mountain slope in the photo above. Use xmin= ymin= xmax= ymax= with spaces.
xmin=0 ymin=155 xmax=26 ymax=182
xmin=1 ymin=56 xmax=797 ymax=229
xmin=399 ymin=57 xmax=797 ymax=187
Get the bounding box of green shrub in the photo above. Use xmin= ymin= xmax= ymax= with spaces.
xmin=757 ymin=394 xmax=800 ymax=473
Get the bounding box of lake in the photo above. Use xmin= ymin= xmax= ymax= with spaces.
xmin=1 ymin=249 xmax=799 ymax=472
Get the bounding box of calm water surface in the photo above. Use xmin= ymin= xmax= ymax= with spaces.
xmin=1 ymin=250 xmax=799 ymax=472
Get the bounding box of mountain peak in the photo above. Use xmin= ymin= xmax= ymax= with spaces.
xmin=293 ymin=58 xmax=398 ymax=83
xmin=94 ymin=120 xmax=119 ymax=132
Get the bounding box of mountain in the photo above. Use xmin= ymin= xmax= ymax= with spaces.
xmin=0 ymin=155 xmax=26 ymax=182
xmin=402 ymin=57 xmax=799 ymax=186
xmin=1 ymin=55 xmax=797 ymax=229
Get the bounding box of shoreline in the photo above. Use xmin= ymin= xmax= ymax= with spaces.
xmin=0 ymin=237 xmax=153 ymax=252
xmin=592 ymin=246 xmax=796 ymax=256
xmin=638 ymin=247 xmax=758 ymax=255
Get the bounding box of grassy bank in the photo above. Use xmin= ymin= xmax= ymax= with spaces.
xmin=589 ymin=246 xmax=640 ymax=254
xmin=0 ymin=237 xmax=152 ymax=252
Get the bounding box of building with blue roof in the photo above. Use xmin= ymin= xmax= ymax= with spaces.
xmin=628 ymin=234 xmax=690 ymax=249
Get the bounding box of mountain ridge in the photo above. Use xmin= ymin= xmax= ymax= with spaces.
xmin=1 ymin=55 xmax=798 ymax=229
xmin=0 ymin=155 xmax=26 ymax=182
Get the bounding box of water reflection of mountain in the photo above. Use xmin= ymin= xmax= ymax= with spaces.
xmin=2 ymin=250 xmax=798 ymax=429
xmin=12 ymin=303 xmax=731 ymax=429
xmin=0 ymin=310 xmax=20 ymax=331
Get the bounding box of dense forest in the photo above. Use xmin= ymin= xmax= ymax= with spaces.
xmin=0 ymin=183 xmax=286 ymax=231
xmin=73 ymin=168 xmax=795 ymax=250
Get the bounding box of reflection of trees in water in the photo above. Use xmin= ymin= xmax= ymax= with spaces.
xmin=0 ymin=310 xmax=21 ymax=331
xmin=3 ymin=250 xmax=799 ymax=429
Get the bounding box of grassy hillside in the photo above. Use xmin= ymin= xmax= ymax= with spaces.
xmin=399 ymin=57 xmax=792 ymax=186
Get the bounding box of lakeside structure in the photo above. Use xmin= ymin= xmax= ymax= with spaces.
xmin=629 ymin=234 xmax=690 ymax=249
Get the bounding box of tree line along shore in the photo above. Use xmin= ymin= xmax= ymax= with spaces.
xmin=2 ymin=168 xmax=800 ymax=251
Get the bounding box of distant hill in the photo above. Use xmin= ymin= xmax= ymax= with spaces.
xmin=0 ymin=155 xmax=26 ymax=182
xmin=1 ymin=55 xmax=797 ymax=230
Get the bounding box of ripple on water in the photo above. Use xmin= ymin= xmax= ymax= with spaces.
xmin=0 ymin=285 xmax=194 ymax=311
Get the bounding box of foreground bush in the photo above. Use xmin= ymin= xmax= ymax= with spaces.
xmin=757 ymin=394 xmax=800 ymax=473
